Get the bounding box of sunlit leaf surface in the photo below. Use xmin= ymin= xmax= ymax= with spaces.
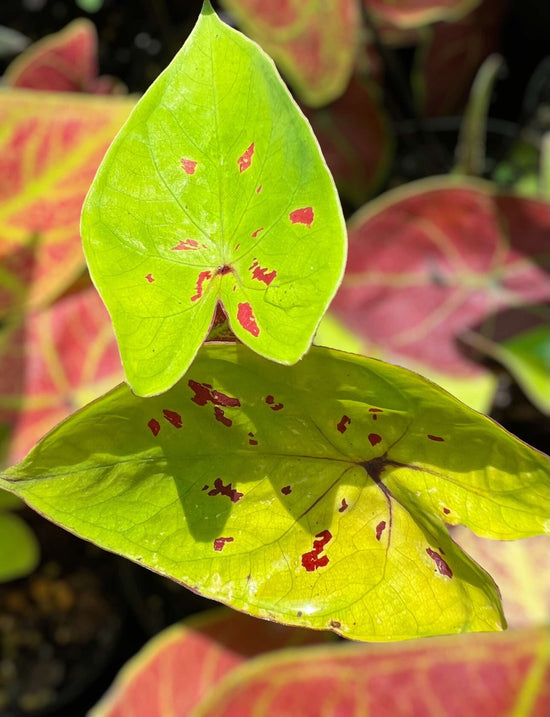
xmin=2 ymin=344 xmax=548 ymax=641
xmin=82 ymin=5 xmax=346 ymax=396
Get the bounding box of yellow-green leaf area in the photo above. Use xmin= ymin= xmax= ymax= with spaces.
xmin=81 ymin=4 xmax=346 ymax=397
xmin=2 ymin=345 xmax=548 ymax=640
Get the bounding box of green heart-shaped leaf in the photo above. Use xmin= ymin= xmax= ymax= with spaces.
xmin=2 ymin=345 xmax=548 ymax=640
xmin=81 ymin=3 xmax=346 ymax=396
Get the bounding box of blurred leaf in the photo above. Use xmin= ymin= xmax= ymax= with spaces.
xmin=90 ymin=607 xmax=334 ymax=717
xmin=453 ymin=526 xmax=550 ymax=628
xmin=82 ymin=6 xmax=346 ymax=396
xmin=192 ymin=628 xmax=550 ymax=716
xmin=0 ymin=288 xmax=123 ymax=466
xmin=0 ymin=91 xmax=134 ymax=317
xmin=2 ymin=344 xmax=549 ymax=641
xmin=0 ymin=488 xmax=23 ymax=511
xmin=304 ymin=75 xmax=394 ymax=206
xmin=4 ymin=19 xmax=125 ymax=94
xmin=0 ymin=512 xmax=39 ymax=582
xmin=220 ymin=0 xmax=360 ymax=107
xmin=365 ymin=0 xmax=480 ymax=29
xmin=0 ymin=26 xmax=30 ymax=58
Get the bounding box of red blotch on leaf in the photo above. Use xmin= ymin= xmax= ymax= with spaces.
xmin=214 ymin=406 xmax=232 ymax=427
xmin=237 ymin=142 xmax=255 ymax=172
xmin=202 ymin=485 xmax=209 ymax=491
xmin=163 ymin=410 xmax=182 ymax=429
xmin=375 ymin=520 xmax=386 ymax=541
xmin=339 ymin=498 xmax=348 ymax=513
xmin=368 ymin=433 xmax=382 ymax=446
xmin=265 ymin=395 xmax=284 ymax=411
xmin=145 ymin=273 xmax=155 ymax=283
xmin=256 ymin=185 xmax=262 ymax=193
xmin=426 ymin=548 xmax=453 ymax=578
xmin=190 ymin=271 xmax=212 ymax=302
xmin=281 ymin=485 xmax=292 ymax=495
xmin=188 ymin=380 xmax=241 ymax=408
xmin=369 ymin=408 xmax=383 ymax=420
xmin=337 ymin=415 xmax=351 ymax=433
xmin=443 ymin=507 xmax=451 ymax=515
xmin=217 ymin=265 xmax=232 ymax=276
xmin=147 ymin=418 xmax=160 ymax=436
xmin=251 ymin=228 xmax=264 ymax=238
xmin=237 ymin=302 xmax=260 ymax=337
xmin=213 ymin=537 xmax=234 ymax=552
xmin=428 ymin=434 xmax=445 ymax=442
xmin=208 ymin=477 xmax=243 ymax=503
xmin=248 ymin=432 xmax=258 ymax=446
xmin=180 ymin=158 xmax=197 ymax=175
xmin=289 ymin=206 xmax=314 ymax=227
xmin=249 ymin=258 xmax=277 ymax=286
xmin=301 ymin=530 xmax=333 ymax=572
xmin=172 ymin=239 xmax=199 ymax=251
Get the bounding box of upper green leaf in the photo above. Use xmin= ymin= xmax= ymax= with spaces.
xmin=2 ymin=344 xmax=548 ymax=640
xmin=81 ymin=4 xmax=346 ymax=396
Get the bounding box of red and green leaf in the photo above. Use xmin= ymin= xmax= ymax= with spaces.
xmin=193 ymin=628 xmax=550 ymax=716
xmin=4 ymin=19 xmax=125 ymax=94
xmin=0 ymin=287 xmax=123 ymax=466
xmin=0 ymin=91 xmax=134 ymax=317
xmin=365 ymin=0 xmax=480 ymax=29
xmin=413 ymin=0 xmax=510 ymax=116
xmin=90 ymin=607 xmax=333 ymax=717
xmin=303 ymin=76 xmax=394 ymax=206
xmin=328 ymin=178 xmax=550 ymax=384
xmin=219 ymin=0 xmax=361 ymax=107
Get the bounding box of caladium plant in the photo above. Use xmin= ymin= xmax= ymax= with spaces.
xmin=1 ymin=2 xmax=548 ymax=645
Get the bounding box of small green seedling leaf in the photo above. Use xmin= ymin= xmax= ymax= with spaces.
xmin=82 ymin=4 xmax=346 ymax=396
xmin=0 ymin=512 xmax=39 ymax=582
xmin=2 ymin=345 xmax=548 ymax=641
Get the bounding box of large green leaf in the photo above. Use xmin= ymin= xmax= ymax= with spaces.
xmin=81 ymin=3 xmax=346 ymax=397
xmin=2 ymin=345 xmax=548 ymax=641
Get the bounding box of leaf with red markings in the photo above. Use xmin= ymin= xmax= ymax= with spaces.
xmin=365 ymin=0 xmax=480 ymax=29
xmin=192 ymin=628 xmax=550 ymax=716
xmin=0 ymin=91 xmax=134 ymax=317
xmin=4 ymin=19 xmax=125 ymax=94
xmin=2 ymin=344 xmax=548 ymax=641
xmin=322 ymin=178 xmax=550 ymax=410
xmin=0 ymin=287 xmax=123 ymax=466
xmin=220 ymin=0 xmax=360 ymax=107
xmin=303 ymin=76 xmax=394 ymax=207
xmin=90 ymin=607 xmax=333 ymax=717
xmin=413 ymin=0 xmax=509 ymax=116
xmin=82 ymin=5 xmax=346 ymax=396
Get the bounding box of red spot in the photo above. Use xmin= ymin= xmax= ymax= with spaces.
xmin=145 ymin=274 xmax=155 ymax=283
xmin=248 ymin=432 xmax=258 ymax=446
xmin=330 ymin=620 xmax=341 ymax=629
xmin=191 ymin=270 xmax=212 ymax=302
xmin=265 ymin=395 xmax=284 ymax=411
xmin=369 ymin=408 xmax=383 ymax=420
xmin=281 ymin=485 xmax=292 ymax=495
xmin=148 ymin=418 xmax=160 ymax=436
xmin=375 ymin=521 xmax=386 ymax=541
xmin=443 ymin=507 xmax=451 ymax=515
xmin=163 ymin=410 xmax=182 ymax=429
xmin=202 ymin=485 xmax=209 ymax=491
xmin=217 ymin=265 xmax=232 ymax=275
xmin=188 ymin=380 xmax=241 ymax=408
xmin=301 ymin=530 xmax=333 ymax=572
xmin=237 ymin=142 xmax=255 ymax=172
xmin=234 ymin=243 xmax=241 ymax=251
xmin=249 ymin=258 xmax=276 ymax=286
xmin=337 ymin=415 xmax=351 ymax=434
xmin=237 ymin=302 xmax=260 ymax=337
xmin=213 ymin=537 xmax=234 ymax=552
xmin=289 ymin=206 xmax=314 ymax=227
xmin=214 ymin=406 xmax=232 ymax=427
xmin=180 ymin=158 xmax=197 ymax=175
xmin=172 ymin=238 xmax=199 ymax=251
xmin=428 ymin=435 xmax=445 ymax=442
xmin=256 ymin=185 xmax=262 ymax=193
xmin=339 ymin=498 xmax=348 ymax=513
xmin=368 ymin=433 xmax=382 ymax=446
xmin=208 ymin=477 xmax=243 ymax=503
xmin=251 ymin=228 xmax=264 ymax=238
xmin=426 ymin=548 xmax=453 ymax=578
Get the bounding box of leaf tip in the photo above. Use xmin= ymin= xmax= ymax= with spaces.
xmin=201 ymin=0 xmax=215 ymax=16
